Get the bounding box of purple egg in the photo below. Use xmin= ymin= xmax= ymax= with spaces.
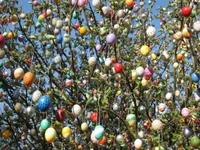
xmin=144 ymin=66 xmax=154 ymax=77
xmin=18 ymin=35 xmax=24 ymax=42
xmin=95 ymin=44 xmax=102 ymax=51
xmin=106 ymin=34 xmax=116 ymax=44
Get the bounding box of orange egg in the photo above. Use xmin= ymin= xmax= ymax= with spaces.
xmin=177 ymin=53 xmax=183 ymax=60
xmin=126 ymin=0 xmax=135 ymax=7
xmin=2 ymin=130 xmax=10 ymax=139
xmin=99 ymin=136 xmax=107 ymax=145
xmin=7 ymin=32 xmax=13 ymax=39
xmin=23 ymin=72 xmax=35 ymax=86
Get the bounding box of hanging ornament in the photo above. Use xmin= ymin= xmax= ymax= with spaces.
xmin=32 ymin=90 xmax=42 ymax=103
xmin=181 ymin=6 xmax=192 ymax=17
xmin=190 ymin=136 xmax=200 ymax=148
xmin=88 ymin=57 xmax=97 ymax=66
xmin=15 ymin=102 xmax=23 ymax=113
xmin=191 ymin=72 xmax=200 ymax=83
xmin=183 ymin=127 xmax=193 ymax=138
xmin=181 ymin=107 xmax=190 ymax=118
xmin=81 ymin=122 xmax=88 ymax=131
xmin=62 ymin=127 xmax=71 ymax=138
xmin=40 ymin=119 xmax=51 ymax=131
xmin=116 ymin=134 xmax=125 ymax=145
xmin=14 ymin=68 xmax=24 ymax=80
xmin=72 ymin=104 xmax=82 ymax=117
xmin=26 ymin=106 xmax=35 ymax=117
xmin=91 ymin=131 xmax=99 ymax=144
xmin=0 ymin=34 xmax=5 ymax=48
xmin=146 ymin=26 xmax=156 ymax=38
xmin=92 ymin=0 xmax=100 ymax=7
xmin=106 ymin=33 xmax=116 ymax=44
xmin=136 ymin=66 xmax=144 ymax=76
xmin=38 ymin=96 xmax=51 ymax=111
xmin=94 ymin=125 xmax=105 ymax=140
xmin=114 ymin=63 xmax=123 ymax=73
xmin=140 ymin=45 xmax=150 ymax=56
xmin=45 ymin=127 xmax=57 ymax=143
xmin=23 ymin=72 xmax=35 ymax=86
xmin=134 ymin=139 xmax=143 ymax=149
xmin=193 ymin=21 xmax=200 ymax=32
xmin=126 ymin=114 xmax=136 ymax=127
xmin=152 ymin=119 xmax=162 ymax=131
xmin=56 ymin=109 xmax=66 ymax=122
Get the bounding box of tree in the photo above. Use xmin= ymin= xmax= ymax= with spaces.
xmin=0 ymin=0 xmax=200 ymax=149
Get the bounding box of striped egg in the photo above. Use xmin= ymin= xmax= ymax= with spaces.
xmin=14 ymin=68 xmax=24 ymax=80
xmin=45 ymin=127 xmax=57 ymax=143
xmin=126 ymin=114 xmax=136 ymax=127
xmin=62 ymin=127 xmax=71 ymax=139
xmin=94 ymin=125 xmax=104 ymax=140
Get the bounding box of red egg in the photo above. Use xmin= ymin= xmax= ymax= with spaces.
xmin=0 ymin=34 xmax=5 ymax=48
xmin=56 ymin=109 xmax=66 ymax=122
xmin=74 ymin=23 xmax=80 ymax=30
xmin=181 ymin=6 xmax=192 ymax=17
xmin=66 ymin=79 xmax=73 ymax=87
xmin=114 ymin=63 xmax=123 ymax=73
xmin=91 ymin=112 xmax=98 ymax=122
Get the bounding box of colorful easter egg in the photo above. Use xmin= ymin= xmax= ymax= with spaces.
xmin=91 ymin=112 xmax=98 ymax=122
xmin=94 ymin=125 xmax=105 ymax=140
xmin=134 ymin=139 xmax=143 ymax=149
xmin=0 ymin=34 xmax=5 ymax=48
xmin=165 ymin=92 xmax=172 ymax=100
xmin=181 ymin=6 xmax=192 ymax=17
xmin=144 ymin=66 xmax=154 ymax=77
xmin=2 ymin=130 xmax=10 ymax=139
xmin=114 ymin=63 xmax=123 ymax=73
xmin=95 ymin=44 xmax=102 ymax=50
xmin=126 ymin=114 xmax=136 ymax=127
xmin=38 ymin=96 xmax=51 ymax=111
xmin=56 ymin=109 xmax=66 ymax=122
xmin=32 ymin=90 xmax=42 ymax=103
xmin=116 ymin=134 xmax=125 ymax=145
xmin=131 ymin=70 xmax=137 ymax=80
xmin=152 ymin=119 xmax=162 ymax=131
xmin=140 ymin=45 xmax=150 ymax=56
xmin=14 ymin=68 xmax=24 ymax=80
xmin=79 ymin=26 xmax=87 ymax=35
xmin=72 ymin=104 xmax=82 ymax=117
xmin=91 ymin=131 xmax=99 ymax=144
xmin=78 ymin=0 xmax=85 ymax=7
xmin=136 ymin=66 xmax=144 ymax=76
xmin=193 ymin=21 xmax=200 ymax=32
xmin=23 ymin=72 xmax=35 ymax=86
xmin=56 ymin=35 xmax=62 ymax=43
xmin=159 ymin=103 xmax=166 ymax=112
xmin=191 ymin=72 xmax=200 ymax=83
xmin=15 ymin=103 xmax=23 ymax=113
xmin=106 ymin=33 xmax=116 ymax=44
xmin=99 ymin=136 xmax=106 ymax=145
xmin=45 ymin=127 xmax=57 ymax=143
xmin=38 ymin=14 xmax=45 ymax=22
xmin=181 ymin=107 xmax=190 ymax=118
xmin=62 ymin=127 xmax=71 ymax=138
xmin=40 ymin=119 xmax=50 ymax=131
xmin=190 ymin=136 xmax=200 ymax=148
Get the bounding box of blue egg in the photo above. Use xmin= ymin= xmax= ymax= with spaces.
xmin=191 ymin=72 xmax=200 ymax=83
xmin=99 ymin=57 xmax=104 ymax=64
xmin=38 ymin=96 xmax=51 ymax=111
xmin=83 ymin=44 xmax=89 ymax=49
xmin=94 ymin=125 xmax=104 ymax=140
xmin=36 ymin=21 xmax=41 ymax=28
xmin=56 ymin=36 xmax=63 ymax=43
xmin=46 ymin=44 xmax=51 ymax=49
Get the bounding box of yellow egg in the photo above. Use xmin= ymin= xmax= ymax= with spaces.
xmin=140 ymin=45 xmax=150 ymax=56
xmin=141 ymin=79 xmax=148 ymax=86
xmin=173 ymin=62 xmax=179 ymax=69
xmin=151 ymin=53 xmax=157 ymax=60
xmin=79 ymin=26 xmax=87 ymax=36
xmin=136 ymin=24 xmax=140 ymax=28
xmin=117 ymin=90 xmax=122 ymax=95
xmin=62 ymin=127 xmax=71 ymax=139
xmin=45 ymin=127 xmax=57 ymax=143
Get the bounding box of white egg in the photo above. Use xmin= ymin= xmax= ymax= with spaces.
xmin=26 ymin=106 xmax=35 ymax=118
xmin=105 ymin=58 xmax=112 ymax=66
xmin=72 ymin=104 xmax=82 ymax=117
xmin=54 ymin=55 xmax=61 ymax=64
xmin=138 ymin=131 xmax=144 ymax=138
xmin=92 ymin=0 xmax=100 ymax=7
xmin=152 ymin=119 xmax=162 ymax=131
xmin=88 ymin=57 xmax=97 ymax=66
xmin=193 ymin=21 xmax=200 ymax=32
xmin=134 ymin=139 xmax=143 ymax=149
xmin=113 ymin=103 xmax=119 ymax=111
xmin=91 ymin=131 xmax=99 ymax=144
xmin=102 ymin=6 xmax=111 ymax=16
xmin=146 ymin=26 xmax=156 ymax=38
xmin=81 ymin=122 xmax=88 ymax=131
xmin=117 ymin=9 xmax=125 ymax=18
xmin=32 ymin=90 xmax=42 ymax=103
xmin=136 ymin=66 xmax=144 ymax=76
xmin=165 ymin=92 xmax=172 ymax=100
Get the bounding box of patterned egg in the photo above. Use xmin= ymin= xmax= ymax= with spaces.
xmin=62 ymin=127 xmax=71 ymax=138
xmin=92 ymin=0 xmax=100 ymax=7
xmin=94 ymin=125 xmax=105 ymax=140
xmin=72 ymin=104 xmax=82 ymax=117
xmin=183 ymin=127 xmax=193 ymax=138
xmin=136 ymin=66 xmax=144 ymax=76
xmin=131 ymin=70 xmax=137 ymax=80
xmin=14 ymin=68 xmax=24 ymax=80
xmin=106 ymin=33 xmax=116 ymax=44
xmin=126 ymin=114 xmax=136 ymax=127
xmin=181 ymin=107 xmax=190 ymax=118
xmin=165 ymin=92 xmax=172 ymax=100
xmin=32 ymin=90 xmax=42 ymax=103
xmin=162 ymin=50 xmax=170 ymax=60
xmin=40 ymin=119 xmax=50 ymax=131
xmin=38 ymin=96 xmax=51 ymax=111
xmin=23 ymin=72 xmax=35 ymax=86
xmin=140 ymin=45 xmax=150 ymax=56
xmin=15 ymin=102 xmax=23 ymax=113
xmin=81 ymin=122 xmax=88 ymax=131
xmin=91 ymin=131 xmax=99 ymax=143
xmin=144 ymin=66 xmax=154 ymax=77
xmin=191 ymin=72 xmax=200 ymax=83
xmin=193 ymin=21 xmax=200 ymax=32
xmin=134 ymin=139 xmax=143 ymax=149
xmin=116 ymin=134 xmax=125 ymax=145
xmin=26 ymin=106 xmax=35 ymax=117
xmin=88 ymin=57 xmax=97 ymax=66
xmin=152 ymin=119 xmax=162 ymax=131
xmin=146 ymin=26 xmax=156 ymax=38
xmin=159 ymin=103 xmax=166 ymax=112
xmin=45 ymin=127 xmax=57 ymax=143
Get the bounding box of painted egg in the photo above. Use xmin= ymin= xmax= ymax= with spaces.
xmin=193 ymin=21 xmax=200 ymax=32
xmin=54 ymin=55 xmax=61 ymax=64
xmin=26 ymin=106 xmax=35 ymax=117
xmin=94 ymin=125 xmax=104 ymax=140
xmin=81 ymin=122 xmax=88 ymax=131
xmin=91 ymin=112 xmax=98 ymax=122
xmin=173 ymin=31 xmax=183 ymax=40
xmin=31 ymin=129 xmax=36 ymax=135
xmin=138 ymin=131 xmax=144 ymax=138
xmin=105 ymin=58 xmax=112 ymax=66
xmin=14 ymin=68 xmax=24 ymax=80
xmin=78 ymin=0 xmax=85 ymax=7
xmin=73 ymin=11 xmax=79 ymax=19
xmin=45 ymin=127 xmax=57 ymax=143
xmin=99 ymin=27 xmax=107 ymax=36
xmin=56 ymin=20 xmax=63 ymax=29
xmin=99 ymin=136 xmax=106 ymax=145
xmin=144 ymin=66 xmax=154 ymax=77
xmin=15 ymin=102 xmax=23 ymax=113
xmin=175 ymin=90 xmax=180 ymax=97
xmin=162 ymin=50 xmax=170 ymax=60
xmin=102 ymin=6 xmax=111 ymax=16
xmin=114 ymin=63 xmax=123 ymax=73
xmin=46 ymin=9 xmax=52 ymax=16
xmin=92 ymin=0 xmax=100 ymax=7
xmin=191 ymin=72 xmax=200 ymax=83
xmin=65 ymin=79 xmax=73 ymax=87
xmin=113 ymin=103 xmax=119 ymax=111
xmin=194 ymin=91 xmax=200 ymax=101
xmin=38 ymin=15 xmax=45 ymax=22
xmin=95 ymin=44 xmax=101 ymax=50
xmin=117 ymin=9 xmax=125 ymax=18
xmin=71 ymin=0 xmax=77 ymax=5
xmin=106 ymin=33 xmax=116 ymax=44
xmin=134 ymin=139 xmax=143 ymax=149
xmin=0 ymin=50 xmax=5 ymax=58
xmin=190 ymin=136 xmax=200 ymax=148
xmin=52 ymin=18 xmax=57 ymax=26
xmin=56 ymin=109 xmax=66 ymax=122
xmin=116 ymin=134 xmax=125 ymax=145
xmin=183 ymin=127 xmax=193 ymax=138
xmin=79 ymin=26 xmax=87 ymax=35
xmin=32 ymin=90 xmax=42 ymax=103
xmin=2 ymin=130 xmax=10 ymax=139
xmin=146 ymin=26 xmax=156 ymax=38
xmin=62 ymin=127 xmax=71 ymax=138
xmin=131 ymin=70 xmax=137 ymax=80
xmin=88 ymin=57 xmax=97 ymax=66
xmin=114 ymin=24 xmax=120 ymax=30
xmin=91 ymin=131 xmax=99 ymax=144
xmin=159 ymin=103 xmax=166 ymax=112
xmin=0 ymin=34 xmax=5 ymax=48
xmin=38 ymin=96 xmax=51 ymax=111
xmin=181 ymin=107 xmax=190 ymax=118
xmin=181 ymin=6 xmax=192 ymax=17
xmin=173 ymin=62 xmax=179 ymax=69
xmin=136 ymin=66 xmax=144 ymax=76
xmin=152 ymin=119 xmax=162 ymax=131
xmin=23 ymin=72 xmax=35 ymax=86
xmin=165 ymin=92 xmax=172 ymax=100
xmin=72 ymin=104 xmax=82 ymax=117
xmin=40 ymin=119 xmax=50 ymax=131
xmin=126 ymin=114 xmax=136 ymax=127
xmin=56 ymin=35 xmax=62 ymax=43
xmin=140 ymin=45 xmax=150 ymax=56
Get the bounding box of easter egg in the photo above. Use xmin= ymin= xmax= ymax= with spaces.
xmin=134 ymin=139 xmax=142 ymax=149
xmin=190 ymin=136 xmax=200 ymax=148
xmin=78 ymin=0 xmax=85 ymax=7
xmin=79 ymin=26 xmax=87 ymax=35
xmin=162 ymin=50 xmax=170 ymax=60
xmin=114 ymin=63 xmax=123 ymax=73
xmin=94 ymin=125 xmax=105 ymax=140
xmin=56 ymin=109 xmax=66 ymax=122
xmin=183 ymin=127 xmax=193 ymax=138
xmin=0 ymin=50 xmax=5 ymax=58
xmin=14 ymin=68 xmax=24 ymax=80
xmin=105 ymin=58 xmax=112 ymax=66
xmin=191 ymin=72 xmax=200 ymax=83
xmin=65 ymin=79 xmax=73 ymax=87
xmin=54 ymin=55 xmax=61 ymax=64
xmin=165 ymin=92 xmax=172 ymax=100
xmin=140 ymin=45 xmax=150 ymax=56
xmin=72 ymin=104 xmax=82 ymax=117
xmin=91 ymin=112 xmax=98 ymax=122
xmin=15 ymin=102 xmax=23 ymax=113
xmin=95 ymin=44 xmax=101 ymax=50
xmin=88 ymin=57 xmax=97 ymax=66
xmin=173 ymin=62 xmax=179 ymax=69
xmin=2 ymin=130 xmax=10 ymax=139
xmin=92 ymin=0 xmax=100 ymax=7
xmin=46 ymin=9 xmax=52 ymax=16
xmin=62 ymin=127 xmax=71 ymax=138
xmin=159 ymin=103 xmax=166 ymax=112
xmin=56 ymin=35 xmax=62 ymax=43
xmin=23 ymin=72 xmax=35 ymax=86
xmin=131 ymin=70 xmax=137 ymax=80
xmin=73 ymin=11 xmax=79 ymax=19
xmin=26 ymin=106 xmax=35 ymax=117
xmin=117 ymin=9 xmax=125 ymax=18
xmin=144 ymin=66 xmax=154 ymax=77
xmin=45 ymin=127 xmax=57 ymax=143
xmin=0 ymin=34 xmax=5 ymax=48
xmin=181 ymin=107 xmax=190 ymax=118
xmin=155 ymin=146 xmax=166 ymax=150
xmin=113 ymin=103 xmax=119 ymax=111
xmin=102 ymin=6 xmax=111 ymax=16
xmin=99 ymin=27 xmax=107 ymax=36
xmin=136 ymin=66 xmax=144 ymax=76
xmin=38 ymin=96 xmax=51 ymax=111
xmin=193 ymin=21 xmax=200 ymax=32
xmin=126 ymin=114 xmax=136 ymax=127
xmin=32 ymin=90 xmax=42 ymax=103
xmin=38 ymin=15 xmax=45 ymax=22
xmin=181 ymin=6 xmax=192 ymax=17
xmin=56 ymin=20 xmax=63 ymax=29
xmin=152 ymin=119 xmax=162 ymax=131
xmin=91 ymin=131 xmax=99 ymax=144
xmin=116 ymin=134 xmax=125 ymax=145
xmin=126 ymin=0 xmax=135 ymax=7
xmin=40 ymin=119 xmax=50 ymax=131
xmin=138 ymin=131 xmax=144 ymax=138
xmin=99 ymin=136 xmax=106 ymax=145
xmin=173 ymin=31 xmax=183 ymax=40
xmin=106 ymin=33 xmax=116 ymax=44
xmin=146 ymin=26 xmax=156 ymax=38
xmin=81 ymin=122 xmax=88 ymax=131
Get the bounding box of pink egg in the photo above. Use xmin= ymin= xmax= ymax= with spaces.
xmin=66 ymin=79 xmax=73 ymax=87
xmin=95 ymin=44 xmax=102 ymax=51
xmin=71 ymin=0 xmax=77 ymax=5
xmin=0 ymin=34 xmax=5 ymax=48
xmin=33 ymin=0 xmax=38 ymax=6
xmin=144 ymin=66 xmax=154 ymax=77
xmin=54 ymin=28 xmax=60 ymax=35
xmin=181 ymin=107 xmax=190 ymax=118
xmin=78 ymin=0 xmax=85 ymax=7
xmin=82 ymin=80 xmax=87 ymax=86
